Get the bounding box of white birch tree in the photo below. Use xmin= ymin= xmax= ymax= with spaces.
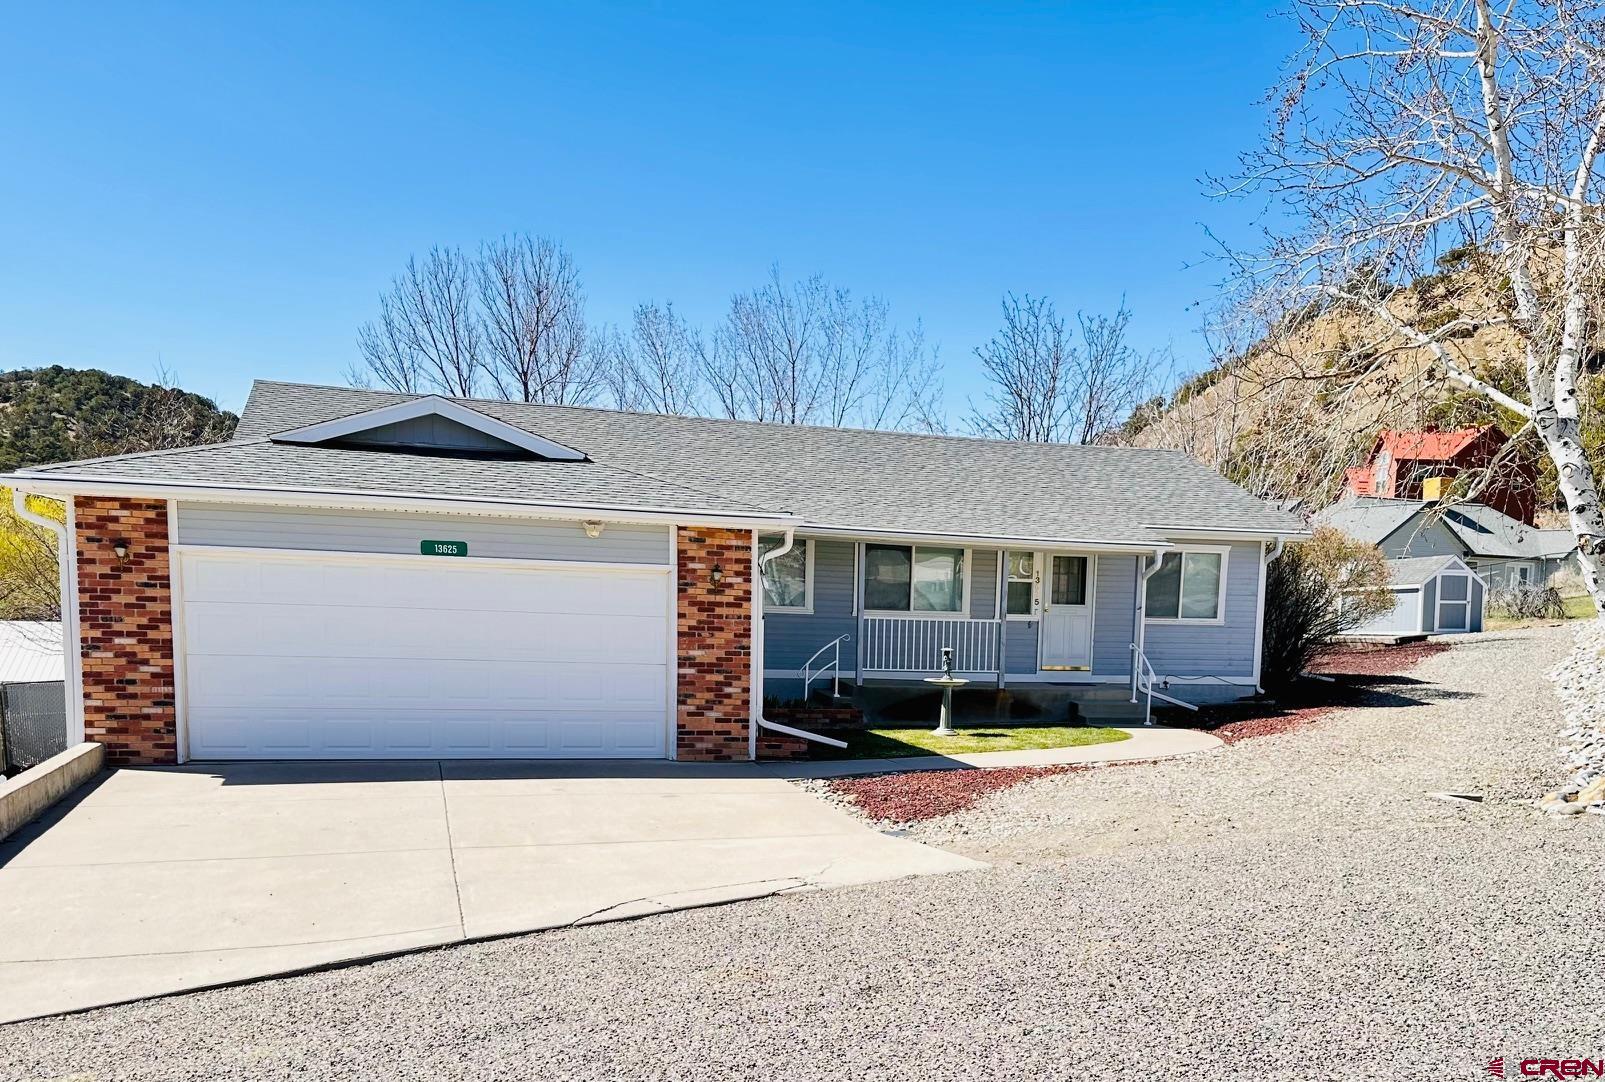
xmin=1224 ymin=0 xmax=1605 ymax=613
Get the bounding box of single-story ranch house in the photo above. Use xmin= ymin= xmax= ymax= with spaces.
xmin=5 ymin=381 xmax=1307 ymax=765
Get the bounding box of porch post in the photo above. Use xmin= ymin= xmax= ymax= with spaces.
xmin=995 ymin=547 xmax=1007 ymax=689
xmin=854 ymin=541 xmax=866 ymax=684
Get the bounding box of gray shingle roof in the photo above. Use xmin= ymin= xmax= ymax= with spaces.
xmin=18 ymin=381 xmax=1306 ymax=545
xmin=1316 ymin=495 xmax=1579 ymax=560
xmin=1313 ymin=497 xmax=1423 ymax=546
xmin=1386 ymin=555 xmax=1463 ymax=587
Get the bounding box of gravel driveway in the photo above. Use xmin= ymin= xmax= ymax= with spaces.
xmin=5 ymin=625 xmax=1600 ymax=1082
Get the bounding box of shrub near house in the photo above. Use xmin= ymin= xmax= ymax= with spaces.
xmin=1261 ymin=527 xmax=1394 ymax=690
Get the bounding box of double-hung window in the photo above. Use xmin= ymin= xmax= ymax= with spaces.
xmin=759 ymin=536 xmax=811 ymax=612
xmin=864 ymin=544 xmax=966 ymax=613
xmin=1146 ymin=547 xmax=1228 ymax=623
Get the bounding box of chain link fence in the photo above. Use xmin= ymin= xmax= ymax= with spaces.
xmin=0 ymin=680 xmax=67 ymax=776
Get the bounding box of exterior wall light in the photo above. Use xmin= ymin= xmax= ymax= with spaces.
xmin=111 ymin=540 xmax=130 ymax=561
xmin=582 ymin=520 xmax=604 ymax=539
xmin=710 ymin=564 xmax=724 ymax=584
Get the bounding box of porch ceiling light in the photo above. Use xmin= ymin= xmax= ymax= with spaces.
xmin=582 ymin=520 xmax=604 ymax=539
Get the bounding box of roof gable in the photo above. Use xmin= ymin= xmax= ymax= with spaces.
xmin=271 ymin=396 xmax=588 ymax=461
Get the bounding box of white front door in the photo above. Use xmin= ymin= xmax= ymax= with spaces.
xmin=1039 ymin=554 xmax=1093 ymax=670
xmin=178 ymin=547 xmax=672 ymax=760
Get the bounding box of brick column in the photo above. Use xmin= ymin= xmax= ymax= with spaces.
xmin=676 ymin=527 xmax=754 ymax=761
xmin=75 ymin=497 xmax=177 ymax=765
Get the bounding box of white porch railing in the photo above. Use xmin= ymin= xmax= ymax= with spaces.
xmin=861 ymin=616 xmax=1002 ymax=674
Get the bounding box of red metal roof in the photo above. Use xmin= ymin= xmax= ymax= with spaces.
xmin=1374 ymin=427 xmax=1490 ymax=461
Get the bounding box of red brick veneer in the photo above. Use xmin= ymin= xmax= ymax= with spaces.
xmin=676 ymin=527 xmax=754 ymax=761
xmin=75 ymin=497 xmax=177 ymax=765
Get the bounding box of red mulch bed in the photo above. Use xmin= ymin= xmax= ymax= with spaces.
xmin=830 ymin=765 xmax=1078 ymax=822
xmin=1192 ymin=640 xmax=1453 ymax=744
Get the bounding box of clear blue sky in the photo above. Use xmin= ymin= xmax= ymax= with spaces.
xmin=0 ymin=2 xmax=1295 ymax=420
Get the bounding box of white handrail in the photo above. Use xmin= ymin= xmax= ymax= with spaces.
xmin=801 ymin=634 xmax=850 ymax=700
xmin=1130 ymin=642 xmax=1198 ymax=725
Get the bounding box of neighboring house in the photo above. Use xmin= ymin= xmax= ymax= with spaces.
xmin=1317 ymin=494 xmax=1578 ymax=592
xmin=0 ymin=621 xmax=67 ymax=774
xmin=2 ymin=381 xmax=1306 ymax=766
xmin=0 ymin=621 xmax=63 ymax=684
xmin=1346 ymin=556 xmax=1485 ymax=638
xmin=1343 ymin=426 xmax=1536 ymax=525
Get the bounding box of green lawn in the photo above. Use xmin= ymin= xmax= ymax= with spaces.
xmin=1488 ymin=592 xmax=1595 ymax=628
xmin=819 ymin=725 xmax=1132 ymax=760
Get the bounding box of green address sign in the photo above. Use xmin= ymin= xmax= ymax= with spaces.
xmin=420 ymin=540 xmax=469 ymax=557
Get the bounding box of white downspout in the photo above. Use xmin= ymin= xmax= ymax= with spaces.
xmin=13 ymin=489 xmax=83 ymax=743
xmin=751 ymin=528 xmax=848 ymax=752
xmin=1130 ymin=547 xmax=1167 ymax=703
xmin=1252 ymin=536 xmax=1289 ymax=694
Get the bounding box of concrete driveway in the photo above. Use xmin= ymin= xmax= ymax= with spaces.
xmin=0 ymin=760 xmax=981 ymax=1023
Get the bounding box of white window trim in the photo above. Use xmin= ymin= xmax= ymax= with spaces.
xmin=862 ymin=544 xmax=974 ymax=619
xmin=1145 ymin=544 xmax=1231 ymax=626
xmin=759 ymin=536 xmax=815 ymax=614
xmin=1004 ymin=550 xmax=1041 ymax=621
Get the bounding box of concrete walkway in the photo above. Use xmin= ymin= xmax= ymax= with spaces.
xmin=0 ymin=760 xmax=983 ymax=1024
xmin=755 ymin=724 xmax=1222 ymax=778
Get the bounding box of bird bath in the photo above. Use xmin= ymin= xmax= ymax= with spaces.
xmin=923 ymin=646 xmax=969 ymax=736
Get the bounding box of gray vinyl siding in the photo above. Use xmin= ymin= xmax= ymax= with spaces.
xmin=1004 ymin=619 xmax=1039 ymax=674
xmin=970 ymin=549 xmax=998 ymax=620
xmin=1092 ymin=555 xmax=1137 ymax=677
xmin=174 ymin=503 xmax=669 ymax=564
xmin=762 ymin=539 xmax=857 ymax=672
xmin=342 ymin=414 xmax=521 ymax=452
xmin=1142 ymin=540 xmax=1263 ymax=680
xmin=1422 ymin=578 xmax=1438 ymax=631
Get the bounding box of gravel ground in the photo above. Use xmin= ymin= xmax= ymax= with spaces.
xmin=5 ymin=625 xmax=1601 ymax=1082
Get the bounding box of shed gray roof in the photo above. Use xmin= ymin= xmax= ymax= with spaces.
xmin=1386 ymin=555 xmax=1465 ymax=587
xmin=16 ymin=381 xmax=1306 ymax=546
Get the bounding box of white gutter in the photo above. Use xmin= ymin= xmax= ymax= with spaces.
xmin=1130 ymin=547 xmax=1167 ymax=702
xmin=798 ymin=523 xmax=1173 ymax=553
xmin=748 ymin=527 xmax=845 ymax=754
xmin=12 ymin=490 xmax=83 ymax=743
xmin=1252 ymin=536 xmax=1291 ymax=693
xmin=757 ymin=716 xmax=848 ymax=750
xmin=1 ymin=475 xmax=797 ymax=531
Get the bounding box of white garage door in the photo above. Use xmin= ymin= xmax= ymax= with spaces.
xmin=178 ymin=548 xmax=671 ymax=760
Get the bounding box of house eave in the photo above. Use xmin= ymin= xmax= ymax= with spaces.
xmin=1 ymin=474 xmax=797 ymax=530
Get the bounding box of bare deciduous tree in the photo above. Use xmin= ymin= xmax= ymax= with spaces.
xmin=602 ymin=302 xmax=707 ymax=415
xmin=354 ymin=247 xmax=483 ymax=397
xmin=478 ymin=234 xmax=600 ymax=404
xmin=1215 ymin=0 xmax=1605 ymax=614
xmin=969 ymin=295 xmax=1163 ymax=443
xmin=352 ymin=235 xmax=601 ymax=405
xmin=702 ymin=267 xmax=942 ymax=430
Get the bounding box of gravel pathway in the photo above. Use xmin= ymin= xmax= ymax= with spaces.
xmin=5 ymin=626 xmax=1600 ymax=1082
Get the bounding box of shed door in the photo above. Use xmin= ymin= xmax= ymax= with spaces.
xmin=1436 ymin=573 xmax=1470 ymax=632
xmin=178 ymin=548 xmax=671 ymax=759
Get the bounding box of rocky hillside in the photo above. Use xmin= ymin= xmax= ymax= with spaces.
xmin=1126 ymin=253 xmax=1572 ymax=509
xmin=0 ymin=366 xmax=237 ymax=473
